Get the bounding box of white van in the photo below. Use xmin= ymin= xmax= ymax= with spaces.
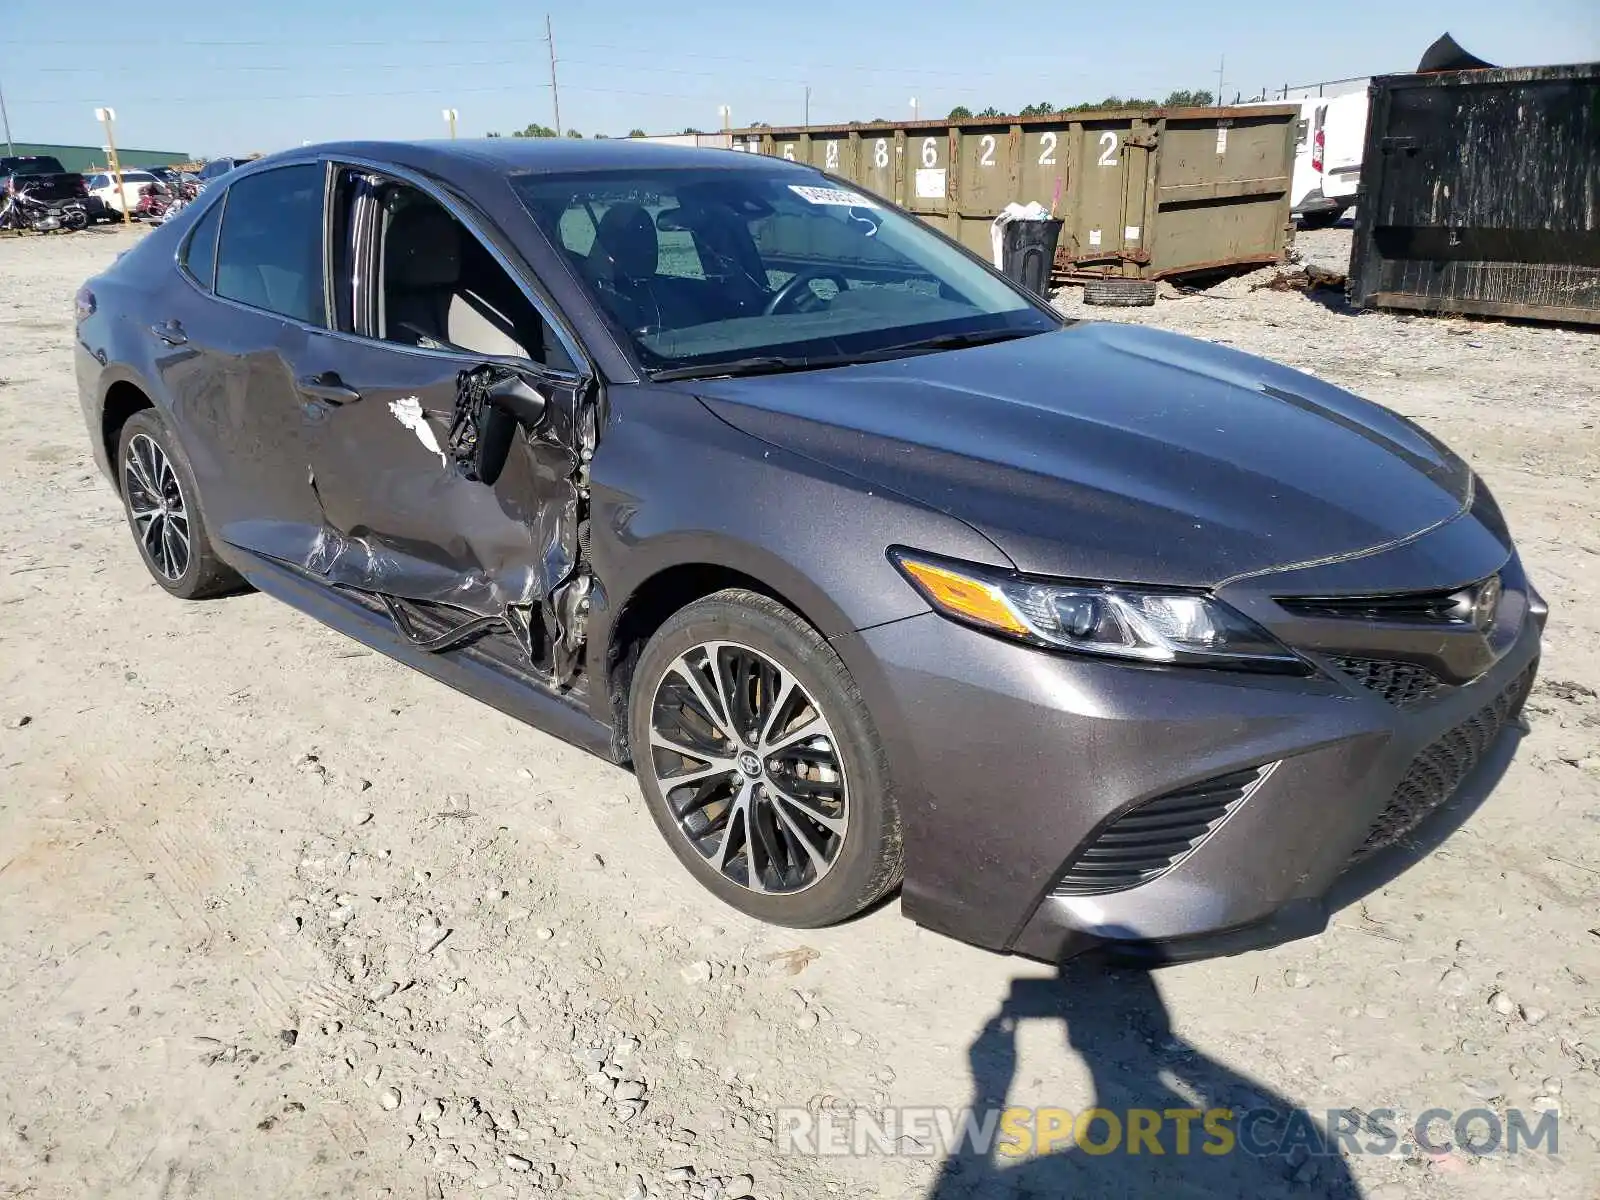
xmin=1318 ymin=91 xmax=1369 ymax=213
xmin=1251 ymin=94 xmax=1367 ymax=226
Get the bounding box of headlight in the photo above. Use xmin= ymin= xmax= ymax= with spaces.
xmin=890 ymin=549 xmax=1306 ymax=673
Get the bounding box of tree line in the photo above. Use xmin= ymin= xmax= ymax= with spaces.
xmin=948 ymin=90 xmax=1215 ymax=119
xmin=489 ymin=90 xmax=1217 ymax=140
xmin=486 ymin=125 xmax=658 ymax=139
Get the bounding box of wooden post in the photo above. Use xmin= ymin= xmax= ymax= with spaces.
xmin=96 ymin=107 xmax=130 ymax=226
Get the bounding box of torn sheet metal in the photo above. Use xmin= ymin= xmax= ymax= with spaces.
xmin=299 ymin=360 xmax=594 ymax=687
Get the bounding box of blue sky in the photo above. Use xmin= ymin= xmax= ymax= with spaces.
xmin=6 ymin=0 xmax=1597 ymax=157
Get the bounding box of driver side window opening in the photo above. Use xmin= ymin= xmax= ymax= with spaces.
xmin=338 ymin=170 xmax=573 ymax=371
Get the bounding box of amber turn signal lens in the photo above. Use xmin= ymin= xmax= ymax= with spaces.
xmin=896 ymin=558 xmax=1030 ymax=636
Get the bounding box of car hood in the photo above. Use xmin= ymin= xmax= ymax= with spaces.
xmin=691 ymin=323 xmax=1474 ymax=587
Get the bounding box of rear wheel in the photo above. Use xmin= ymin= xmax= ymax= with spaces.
xmin=629 ymin=589 xmax=903 ymax=927
xmin=116 ymin=410 xmax=242 ymax=599
xmin=1297 ymin=209 xmax=1342 ymax=230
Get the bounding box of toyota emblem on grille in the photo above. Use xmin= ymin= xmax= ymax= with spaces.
xmin=1472 ymin=575 xmax=1503 ymax=630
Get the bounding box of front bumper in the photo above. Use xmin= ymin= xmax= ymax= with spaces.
xmin=837 ymin=555 xmax=1543 ymax=961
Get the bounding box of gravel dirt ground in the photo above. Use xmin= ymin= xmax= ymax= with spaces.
xmin=2 ymin=225 xmax=1598 ymax=1200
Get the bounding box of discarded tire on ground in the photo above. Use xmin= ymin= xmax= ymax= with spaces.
xmin=1083 ymin=278 xmax=1158 ymax=307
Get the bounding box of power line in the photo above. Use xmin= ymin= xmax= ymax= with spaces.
xmin=36 ymin=59 xmax=538 ymax=75
xmin=15 ymin=35 xmax=551 ymax=47
xmin=5 ymin=81 xmax=832 ymax=108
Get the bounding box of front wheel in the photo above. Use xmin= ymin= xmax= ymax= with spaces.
xmin=629 ymin=589 xmax=903 ymax=927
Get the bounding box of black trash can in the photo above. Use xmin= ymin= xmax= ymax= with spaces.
xmin=999 ymin=219 xmax=1064 ymax=294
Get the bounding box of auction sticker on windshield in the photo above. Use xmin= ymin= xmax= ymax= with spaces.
xmin=788 ymin=185 xmax=879 ymax=208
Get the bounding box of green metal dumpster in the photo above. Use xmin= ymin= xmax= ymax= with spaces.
xmin=731 ymin=105 xmax=1299 ymax=281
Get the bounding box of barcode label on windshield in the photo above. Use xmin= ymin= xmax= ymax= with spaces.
xmin=788 ymin=185 xmax=878 ymax=208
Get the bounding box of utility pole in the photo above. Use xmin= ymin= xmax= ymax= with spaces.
xmin=95 ymin=107 xmax=130 ymax=227
xmin=546 ymin=15 xmax=562 ymax=137
xmin=0 ymin=73 xmax=14 ymax=155
xmin=1216 ymin=56 xmax=1226 ymax=106
xmin=909 ymin=96 xmax=919 ymax=122
xmin=804 ymin=85 xmax=810 ymax=127
xmin=443 ymin=108 xmax=458 ymax=138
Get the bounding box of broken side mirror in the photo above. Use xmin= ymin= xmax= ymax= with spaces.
xmin=487 ymin=374 xmax=548 ymax=429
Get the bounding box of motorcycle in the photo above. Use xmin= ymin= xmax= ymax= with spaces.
xmin=134 ymin=182 xmax=173 ymax=221
xmin=0 ymin=183 xmax=83 ymax=233
xmin=154 ymin=177 xmax=199 ymax=224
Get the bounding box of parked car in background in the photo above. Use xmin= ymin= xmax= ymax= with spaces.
xmin=86 ymin=169 xmax=167 ymax=216
xmin=74 ymin=140 xmax=1544 ymax=961
xmin=196 ymin=157 xmax=244 ymax=186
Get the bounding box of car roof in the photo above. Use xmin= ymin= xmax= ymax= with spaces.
xmin=237 ymin=138 xmax=812 ymax=184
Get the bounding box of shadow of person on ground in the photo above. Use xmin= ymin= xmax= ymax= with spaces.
xmin=927 ymin=960 xmax=1364 ymax=1199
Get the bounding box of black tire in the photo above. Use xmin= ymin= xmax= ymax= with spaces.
xmin=1297 ymin=209 xmax=1342 ymax=230
xmin=1083 ymin=277 xmax=1158 ymax=307
xmin=61 ymin=208 xmax=88 ymax=232
xmin=629 ymin=589 xmax=903 ymax=927
xmin=116 ymin=409 xmax=243 ymax=599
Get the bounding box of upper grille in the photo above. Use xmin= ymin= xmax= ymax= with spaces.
xmin=1277 ymin=588 xmax=1470 ymax=624
xmin=1351 ymin=665 xmax=1534 ymax=862
xmin=1051 ymin=767 xmax=1267 ymax=897
xmin=1329 ymin=655 xmax=1445 ymax=706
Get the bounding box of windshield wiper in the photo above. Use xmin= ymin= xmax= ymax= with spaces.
xmin=648 ymin=354 xmax=859 ymax=382
xmin=648 ymin=328 xmax=1048 ymax=382
xmin=858 ymin=328 xmax=1045 ymax=359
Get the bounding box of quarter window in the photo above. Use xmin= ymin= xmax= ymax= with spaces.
xmin=214 ymin=163 xmax=326 ymax=325
xmin=181 ymin=196 xmax=223 ymax=290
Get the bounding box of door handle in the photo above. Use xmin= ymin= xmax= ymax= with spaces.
xmin=149 ymin=320 xmax=187 ymax=346
xmin=296 ymin=372 xmax=362 ymax=406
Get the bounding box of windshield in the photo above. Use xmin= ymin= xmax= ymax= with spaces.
xmin=510 ymin=166 xmax=1057 ymax=376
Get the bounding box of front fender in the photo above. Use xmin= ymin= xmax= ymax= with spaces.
xmin=581 ymin=383 xmax=1014 ymax=723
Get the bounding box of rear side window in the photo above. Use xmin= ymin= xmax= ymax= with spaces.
xmin=215 ymin=163 xmax=326 ymax=325
xmin=181 ymin=197 xmax=224 ymax=290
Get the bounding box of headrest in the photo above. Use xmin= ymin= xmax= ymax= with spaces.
xmin=385 ymin=203 xmax=461 ymax=289
xmin=593 ymin=202 xmax=658 ymax=282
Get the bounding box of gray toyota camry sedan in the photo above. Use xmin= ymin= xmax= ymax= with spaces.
xmin=74 ymin=139 xmax=1545 ymax=961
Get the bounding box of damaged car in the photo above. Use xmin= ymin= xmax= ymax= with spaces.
xmin=76 ymin=140 xmax=1545 ymax=960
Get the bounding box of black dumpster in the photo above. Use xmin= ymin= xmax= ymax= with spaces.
xmin=1349 ymin=61 xmax=1600 ymax=326
xmin=1000 ymin=219 xmax=1064 ymax=295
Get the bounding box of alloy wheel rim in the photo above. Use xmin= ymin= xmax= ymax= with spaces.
xmin=124 ymin=433 xmax=191 ymax=581
xmin=648 ymin=640 xmax=849 ymax=895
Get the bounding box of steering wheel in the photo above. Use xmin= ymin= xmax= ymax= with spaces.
xmin=763 ymin=267 xmax=851 ymax=316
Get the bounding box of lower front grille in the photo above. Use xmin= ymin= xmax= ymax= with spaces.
xmin=1330 ymin=655 xmax=1445 ymax=706
xmin=1051 ymin=767 xmax=1269 ymax=897
xmin=1352 ymin=665 xmax=1535 ymax=861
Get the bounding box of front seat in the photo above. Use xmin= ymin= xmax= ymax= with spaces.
xmin=587 ymin=202 xmax=664 ymax=331
xmin=383 ymin=201 xmax=528 ymax=358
